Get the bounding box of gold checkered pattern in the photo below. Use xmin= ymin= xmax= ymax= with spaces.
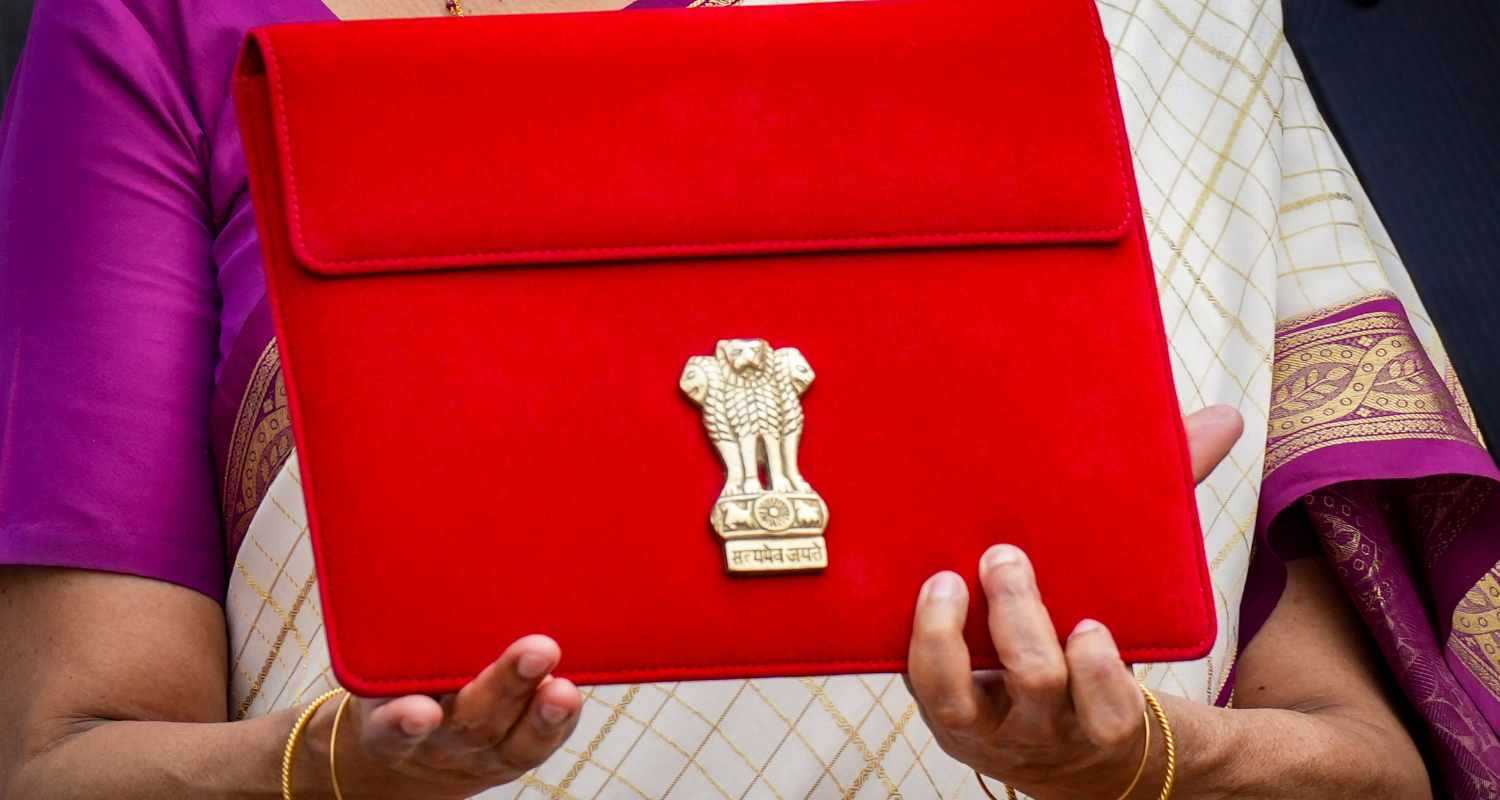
xmin=226 ymin=2 xmax=1464 ymax=797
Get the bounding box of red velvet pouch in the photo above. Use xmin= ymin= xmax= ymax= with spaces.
xmin=234 ymin=0 xmax=1214 ymax=696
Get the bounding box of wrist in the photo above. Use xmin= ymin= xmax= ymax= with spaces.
xmin=1122 ymin=701 xmax=1166 ymax=800
xmin=1133 ymin=693 xmax=1237 ymax=800
xmin=287 ymin=691 xmax=344 ymax=799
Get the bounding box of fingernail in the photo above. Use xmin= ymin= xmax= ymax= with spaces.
xmin=924 ymin=572 xmax=962 ymax=602
xmin=539 ymin=702 xmax=569 ymax=725
xmin=517 ymin=652 xmax=550 ymax=680
xmin=982 ymin=544 xmax=1021 ymax=570
xmin=1071 ymin=618 xmax=1103 ymax=638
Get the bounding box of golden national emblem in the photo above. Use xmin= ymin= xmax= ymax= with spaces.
xmin=680 ymin=339 xmax=829 ymax=573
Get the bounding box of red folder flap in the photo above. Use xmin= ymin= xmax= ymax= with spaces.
xmin=239 ymin=0 xmax=1135 ymax=274
xmin=236 ymin=0 xmax=1214 ymax=697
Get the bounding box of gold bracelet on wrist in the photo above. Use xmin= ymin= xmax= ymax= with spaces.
xmin=1140 ymin=686 xmax=1176 ymax=800
xmin=281 ymin=688 xmax=346 ymax=800
xmin=1113 ymin=705 xmax=1153 ymax=799
xmin=978 ymin=683 xmax=1176 ymax=800
xmin=329 ymin=691 xmax=356 ymax=800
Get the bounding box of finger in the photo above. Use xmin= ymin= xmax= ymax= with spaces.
xmin=360 ymin=694 xmax=445 ymax=761
xmin=979 ymin=545 xmax=1069 ymax=723
xmin=907 ymin=571 xmax=998 ymax=736
xmin=1063 ymin=619 xmax=1145 ymax=751
xmin=492 ymin=677 xmax=583 ymax=775
xmin=435 ymin=634 xmax=559 ymax=752
xmin=1184 ymin=405 xmax=1243 ymax=483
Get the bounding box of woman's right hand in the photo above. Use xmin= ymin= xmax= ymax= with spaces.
xmin=320 ymin=634 xmax=583 ymax=799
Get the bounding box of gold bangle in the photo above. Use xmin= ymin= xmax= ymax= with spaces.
xmin=1140 ymin=686 xmax=1176 ymax=800
xmin=1114 ymin=705 xmax=1153 ymax=800
xmin=979 ymin=684 xmax=1169 ymax=800
xmin=281 ymin=688 xmax=346 ymax=800
xmin=969 ymin=772 xmax=1008 ymax=800
xmin=329 ymin=691 xmax=355 ymax=800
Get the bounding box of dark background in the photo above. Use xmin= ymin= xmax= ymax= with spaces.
xmin=1284 ymin=0 xmax=1500 ymax=455
xmin=0 ymin=0 xmax=31 ymax=97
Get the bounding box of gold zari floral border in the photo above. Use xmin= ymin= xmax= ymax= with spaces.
xmin=1265 ymin=306 xmax=1478 ymax=474
xmin=222 ymin=341 xmax=296 ymax=550
xmin=1452 ymin=568 xmax=1500 ymax=702
xmin=1308 ymin=492 xmax=1500 ymax=787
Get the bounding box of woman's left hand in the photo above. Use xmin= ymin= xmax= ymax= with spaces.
xmin=905 ymin=406 xmax=1242 ymax=799
xmin=907 ymin=545 xmax=1152 ymax=798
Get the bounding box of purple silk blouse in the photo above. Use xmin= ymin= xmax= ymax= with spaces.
xmin=0 ymin=0 xmax=340 ymax=599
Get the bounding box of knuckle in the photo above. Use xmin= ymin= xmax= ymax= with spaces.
xmin=926 ymin=698 xmax=980 ymax=731
xmin=450 ymin=717 xmax=505 ymax=747
xmin=1010 ymin=660 xmax=1068 ymax=696
xmin=493 ymin=748 xmax=543 ymax=775
xmin=1074 ymin=649 xmax=1124 ymax=683
xmin=1086 ymin=712 xmax=1137 ymax=749
xmin=494 ymin=733 xmax=569 ymax=775
xmin=929 ymin=728 xmax=970 ymax=763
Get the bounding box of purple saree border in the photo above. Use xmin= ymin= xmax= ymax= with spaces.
xmin=1259 ymin=437 xmax=1498 ymax=539
xmin=1257 ymin=294 xmax=1499 ymax=540
xmin=212 ymin=296 xmax=279 ymax=480
xmin=1246 ymin=294 xmax=1500 ymax=797
xmin=211 ymin=296 xmax=293 ymax=561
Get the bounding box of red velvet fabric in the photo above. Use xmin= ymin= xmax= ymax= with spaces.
xmin=235 ymin=0 xmax=1213 ymax=696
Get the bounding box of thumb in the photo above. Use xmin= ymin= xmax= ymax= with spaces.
xmin=358 ymin=694 xmax=444 ymax=762
xmin=1184 ymin=405 xmax=1243 ymax=483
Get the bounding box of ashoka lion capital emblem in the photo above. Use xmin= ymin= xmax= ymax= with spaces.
xmin=681 ymin=339 xmax=829 ymax=573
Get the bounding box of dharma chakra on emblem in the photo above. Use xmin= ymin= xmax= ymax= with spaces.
xmin=680 ymin=339 xmax=829 ymax=573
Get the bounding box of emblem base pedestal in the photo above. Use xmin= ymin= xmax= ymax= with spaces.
xmin=711 ymin=491 xmax=829 ymax=574
xmin=725 ymin=536 xmax=828 ymax=573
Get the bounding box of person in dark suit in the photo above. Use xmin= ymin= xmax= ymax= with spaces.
xmin=0 ymin=0 xmax=33 ymax=96
xmin=1286 ymin=0 xmax=1500 ymax=456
